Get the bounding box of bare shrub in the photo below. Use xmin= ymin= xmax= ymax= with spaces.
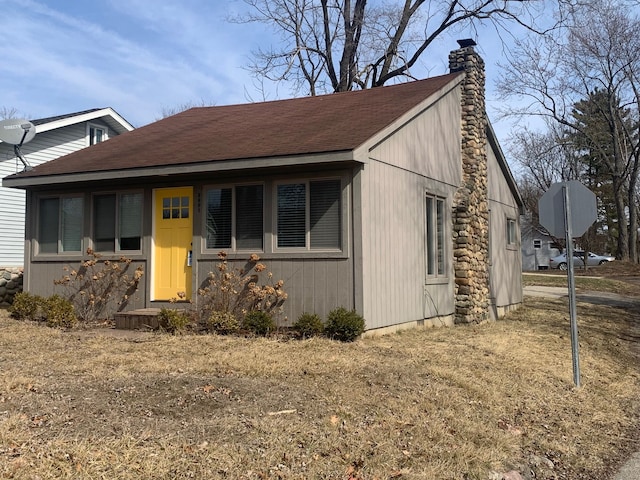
xmin=197 ymin=252 xmax=287 ymax=325
xmin=54 ymin=249 xmax=144 ymax=322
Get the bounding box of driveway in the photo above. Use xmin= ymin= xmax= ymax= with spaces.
xmin=524 ymin=285 xmax=640 ymax=311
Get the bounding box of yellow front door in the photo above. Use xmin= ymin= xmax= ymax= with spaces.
xmin=153 ymin=187 xmax=193 ymax=300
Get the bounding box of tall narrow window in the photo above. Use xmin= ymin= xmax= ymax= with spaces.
xmin=38 ymin=198 xmax=60 ymax=254
xmin=310 ymin=180 xmax=341 ymax=248
xmin=507 ymin=218 xmax=517 ymax=246
xmin=426 ymin=194 xmax=446 ymax=277
xmin=236 ymin=185 xmax=263 ymax=249
xmin=119 ymin=193 xmax=142 ymax=250
xmin=277 ymin=183 xmax=306 ymax=248
xmin=94 ymin=194 xmax=116 ymax=251
xmin=206 ymin=188 xmax=232 ymax=249
xmin=38 ymin=196 xmax=83 ymax=254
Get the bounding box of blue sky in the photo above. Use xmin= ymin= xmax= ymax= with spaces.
xmin=1 ymin=0 xmax=525 ymax=146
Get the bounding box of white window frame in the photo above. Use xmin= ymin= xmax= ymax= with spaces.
xmin=425 ymin=193 xmax=447 ymax=280
xmin=87 ymin=123 xmax=108 ymax=146
xmin=533 ymin=239 xmax=542 ymax=249
xmin=274 ymin=177 xmax=343 ymax=252
xmin=91 ymin=191 xmax=143 ymax=253
xmin=506 ymin=217 xmax=518 ymax=249
xmin=203 ymin=183 xmax=265 ymax=252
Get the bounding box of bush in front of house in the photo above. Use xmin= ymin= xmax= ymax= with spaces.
xmin=44 ymin=295 xmax=77 ymax=329
xmin=207 ymin=310 xmax=240 ymax=335
xmin=158 ymin=307 xmax=192 ymax=334
xmin=10 ymin=292 xmax=44 ymax=321
xmin=242 ymin=310 xmax=275 ymax=336
xmin=324 ymin=307 xmax=365 ymax=342
xmin=293 ymin=312 xmax=324 ymax=338
xmin=197 ymin=252 xmax=287 ymax=325
xmin=54 ymin=249 xmax=144 ymax=323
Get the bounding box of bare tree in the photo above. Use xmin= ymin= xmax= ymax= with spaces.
xmin=234 ymin=0 xmax=559 ymax=96
xmin=156 ymin=99 xmax=216 ymax=120
xmin=498 ymin=0 xmax=640 ymax=261
xmin=0 ymin=106 xmax=21 ymax=120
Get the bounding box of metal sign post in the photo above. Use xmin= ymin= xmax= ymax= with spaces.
xmin=562 ymin=184 xmax=581 ymax=387
xmin=539 ymin=181 xmax=597 ymax=388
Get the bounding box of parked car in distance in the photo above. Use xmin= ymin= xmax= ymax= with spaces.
xmin=549 ymin=251 xmax=615 ymax=270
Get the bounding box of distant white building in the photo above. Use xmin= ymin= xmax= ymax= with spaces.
xmin=520 ymin=214 xmax=562 ymax=271
xmin=0 ymin=108 xmax=133 ymax=266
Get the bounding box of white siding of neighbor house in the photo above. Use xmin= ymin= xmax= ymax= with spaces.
xmin=358 ymin=85 xmax=462 ymax=330
xmin=487 ymin=140 xmax=523 ymax=313
xmin=0 ymin=122 xmax=108 ymax=267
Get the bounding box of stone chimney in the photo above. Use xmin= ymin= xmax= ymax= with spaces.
xmin=449 ymin=39 xmax=490 ymax=323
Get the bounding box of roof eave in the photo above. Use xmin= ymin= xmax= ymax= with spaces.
xmin=486 ymin=120 xmax=524 ymax=214
xmin=2 ymin=150 xmax=358 ymax=189
xmin=29 ymin=107 xmax=134 ymax=135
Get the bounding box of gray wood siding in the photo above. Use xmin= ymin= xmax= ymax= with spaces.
xmin=359 ymin=161 xmax=457 ymax=330
xmin=487 ymin=144 xmax=523 ymax=310
xmin=358 ymin=88 xmax=461 ymax=330
xmin=366 ymin=85 xmax=462 ymax=184
xmin=26 ymin=260 xmax=148 ymax=312
xmin=194 ymin=257 xmax=353 ymax=324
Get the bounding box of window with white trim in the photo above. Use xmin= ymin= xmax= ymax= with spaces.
xmin=507 ymin=218 xmax=517 ymax=246
xmin=38 ymin=196 xmax=84 ymax=254
xmin=205 ymin=184 xmax=264 ymax=250
xmin=88 ymin=125 xmax=107 ymax=145
xmin=425 ymin=194 xmax=446 ymax=277
xmin=533 ymin=239 xmax=542 ymax=249
xmin=93 ymin=192 xmax=143 ymax=252
xmin=276 ymin=179 xmax=341 ymax=250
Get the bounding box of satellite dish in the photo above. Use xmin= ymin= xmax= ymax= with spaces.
xmin=0 ymin=119 xmax=36 ymax=171
xmin=0 ymin=119 xmax=36 ymax=145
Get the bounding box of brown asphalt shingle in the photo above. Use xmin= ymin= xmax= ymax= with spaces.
xmin=11 ymin=73 xmax=461 ymax=180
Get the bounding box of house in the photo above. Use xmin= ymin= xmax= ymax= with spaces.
xmin=0 ymin=108 xmax=134 ymax=267
xmin=3 ymin=42 xmax=523 ymax=333
xmin=521 ymin=214 xmax=561 ymax=271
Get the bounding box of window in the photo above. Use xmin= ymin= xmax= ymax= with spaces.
xmin=162 ymin=196 xmax=189 ymax=219
xmin=93 ymin=193 xmax=143 ymax=252
xmin=507 ymin=218 xmax=517 ymax=246
xmin=533 ymin=239 xmax=542 ymax=249
xmin=276 ymin=179 xmax=341 ymax=250
xmin=88 ymin=125 xmax=106 ymax=145
xmin=426 ymin=194 xmax=446 ymax=277
xmin=38 ymin=196 xmax=83 ymax=254
xmin=205 ymin=185 xmax=263 ymax=250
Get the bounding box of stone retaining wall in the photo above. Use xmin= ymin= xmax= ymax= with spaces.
xmin=0 ymin=267 xmax=24 ymax=305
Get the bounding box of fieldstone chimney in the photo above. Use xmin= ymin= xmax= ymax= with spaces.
xmin=449 ymin=40 xmax=491 ymax=323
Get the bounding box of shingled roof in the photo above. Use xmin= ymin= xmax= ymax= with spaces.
xmin=7 ymin=73 xmax=461 ymax=182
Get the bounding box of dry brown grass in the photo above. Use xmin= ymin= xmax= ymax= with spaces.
xmin=1 ymin=294 xmax=639 ymax=479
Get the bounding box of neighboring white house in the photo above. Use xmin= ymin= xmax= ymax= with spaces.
xmin=0 ymin=108 xmax=133 ymax=266
xmin=521 ymin=214 xmax=561 ymax=271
